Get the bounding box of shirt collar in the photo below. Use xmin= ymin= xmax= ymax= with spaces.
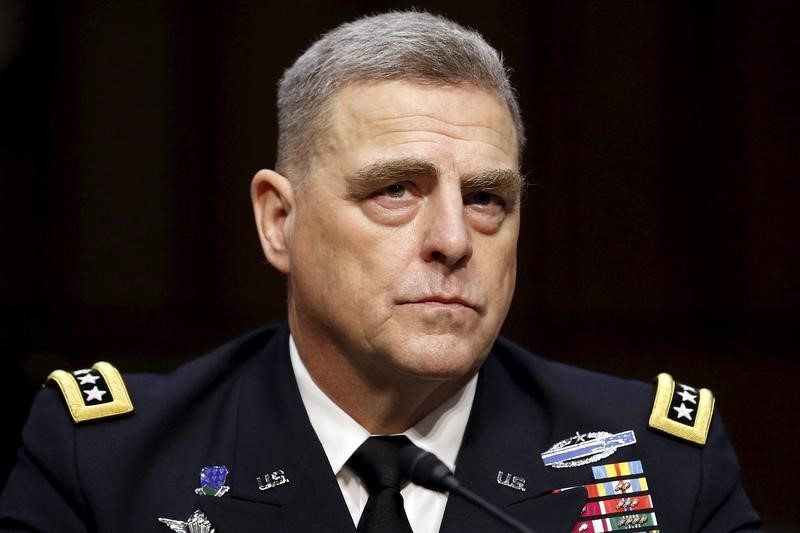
xmin=289 ymin=335 xmax=477 ymax=475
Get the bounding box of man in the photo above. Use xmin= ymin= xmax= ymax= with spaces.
xmin=0 ymin=11 xmax=760 ymax=532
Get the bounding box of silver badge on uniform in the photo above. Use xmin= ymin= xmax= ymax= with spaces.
xmin=497 ymin=470 xmax=526 ymax=491
xmin=257 ymin=469 xmax=290 ymax=491
xmin=541 ymin=430 xmax=636 ymax=468
xmin=158 ymin=510 xmax=215 ymax=532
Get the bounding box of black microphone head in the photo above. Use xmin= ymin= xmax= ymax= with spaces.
xmin=397 ymin=443 xmax=459 ymax=492
xmin=398 ymin=444 xmax=535 ymax=533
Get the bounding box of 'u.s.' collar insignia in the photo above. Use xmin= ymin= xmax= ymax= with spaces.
xmin=649 ymin=372 xmax=714 ymax=445
xmin=158 ymin=510 xmax=215 ymax=532
xmin=195 ymin=466 xmax=230 ymax=496
xmin=47 ymin=362 xmax=134 ymax=423
xmin=497 ymin=470 xmax=526 ymax=491
xmin=541 ymin=430 xmax=637 ymax=468
xmin=257 ymin=469 xmax=290 ymax=491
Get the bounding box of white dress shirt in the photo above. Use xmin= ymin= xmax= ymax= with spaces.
xmin=289 ymin=336 xmax=477 ymax=533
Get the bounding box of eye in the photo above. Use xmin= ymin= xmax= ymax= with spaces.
xmin=364 ymin=180 xmax=421 ymax=224
xmin=465 ymin=190 xmax=506 ymax=209
xmin=383 ymin=182 xmax=409 ymax=198
xmin=368 ymin=181 xmax=420 ymax=212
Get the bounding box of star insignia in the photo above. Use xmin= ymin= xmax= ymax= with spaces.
xmin=83 ymin=386 xmax=107 ymax=402
xmin=77 ymin=374 xmax=101 ymax=385
xmin=649 ymin=373 xmax=715 ymax=445
xmin=672 ymin=402 xmax=694 ymax=420
xmin=677 ymin=389 xmax=697 ymax=403
xmin=48 ymin=361 xmax=134 ymax=423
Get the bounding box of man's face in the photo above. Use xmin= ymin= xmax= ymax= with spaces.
xmin=286 ymin=80 xmax=521 ymax=384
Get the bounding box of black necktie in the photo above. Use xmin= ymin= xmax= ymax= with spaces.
xmin=347 ymin=435 xmax=414 ymax=533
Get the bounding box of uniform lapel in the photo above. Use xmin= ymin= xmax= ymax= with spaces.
xmin=439 ymin=353 xmax=587 ymax=533
xmin=195 ymin=329 xmax=586 ymax=532
xmin=200 ymin=324 xmax=356 ymax=532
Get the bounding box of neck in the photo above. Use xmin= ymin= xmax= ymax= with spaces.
xmin=289 ymin=318 xmax=474 ymax=435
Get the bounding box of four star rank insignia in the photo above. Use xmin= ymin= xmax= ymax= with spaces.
xmin=47 ymin=361 xmax=134 ymax=423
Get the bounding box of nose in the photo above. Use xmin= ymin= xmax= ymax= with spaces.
xmin=420 ymin=189 xmax=473 ymax=268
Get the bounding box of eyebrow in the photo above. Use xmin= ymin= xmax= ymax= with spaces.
xmin=347 ymin=158 xmax=437 ymax=198
xmin=462 ymin=168 xmax=526 ymax=204
xmin=346 ymin=157 xmax=525 ymax=205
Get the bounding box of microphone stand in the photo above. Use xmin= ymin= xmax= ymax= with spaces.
xmin=399 ymin=444 xmax=536 ymax=533
xmin=446 ymin=482 xmax=535 ymax=533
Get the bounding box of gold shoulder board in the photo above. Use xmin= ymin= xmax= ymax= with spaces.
xmin=648 ymin=372 xmax=714 ymax=446
xmin=47 ymin=361 xmax=134 ymax=424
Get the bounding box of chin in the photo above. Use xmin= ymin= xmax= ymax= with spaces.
xmin=388 ymin=334 xmax=490 ymax=381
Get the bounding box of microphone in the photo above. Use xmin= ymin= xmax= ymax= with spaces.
xmin=398 ymin=444 xmax=536 ymax=533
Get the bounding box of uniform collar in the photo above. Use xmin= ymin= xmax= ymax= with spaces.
xmin=289 ymin=334 xmax=476 ymax=475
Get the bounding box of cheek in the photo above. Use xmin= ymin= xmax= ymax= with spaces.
xmin=291 ymin=207 xmax=410 ymax=300
xmin=477 ymin=230 xmax=519 ymax=318
xmin=480 ymin=227 xmax=518 ymax=275
xmin=287 ymin=209 xmax=337 ymax=293
xmin=502 ymin=243 xmax=519 ymax=295
xmin=333 ymin=203 xmax=419 ymax=273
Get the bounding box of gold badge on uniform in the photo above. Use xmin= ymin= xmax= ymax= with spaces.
xmin=47 ymin=361 xmax=134 ymax=423
xmin=648 ymin=373 xmax=714 ymax=445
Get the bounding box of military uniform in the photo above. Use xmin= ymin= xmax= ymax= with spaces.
xmin=0 ymin=323 xmax=761 ymax=531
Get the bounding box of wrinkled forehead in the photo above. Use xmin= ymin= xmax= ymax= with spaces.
xmin=319 ymin=80 xmax=519 ymax=167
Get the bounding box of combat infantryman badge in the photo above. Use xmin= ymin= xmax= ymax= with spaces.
xmin=158 ymin=510 xmax=215 ymax=532
xmin=541 ymin=430 xmax=637 ymax=468
xmin=195 ymin=466 xmax=230 ymax=497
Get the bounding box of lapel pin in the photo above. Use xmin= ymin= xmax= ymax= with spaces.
xmin=257 ymin=469 xmax=290 ymax=491
xmin=195 ymin=466 xmax=230 ymax=497
xmin=541 ymin=429 xmax=636 ymax=468
xmin=496 ymin=470 xmax=526 ymax=491
xmin=158 ymin=510 xmax=215 ymax=532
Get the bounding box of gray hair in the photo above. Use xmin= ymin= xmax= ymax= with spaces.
xmin=276 ymin=11 xmax=524 ymax=180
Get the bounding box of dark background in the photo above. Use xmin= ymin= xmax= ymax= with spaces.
xmin=1 ymin=1 xmax=797 ymax=529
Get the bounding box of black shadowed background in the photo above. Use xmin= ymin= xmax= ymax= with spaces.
xmin=1 ymin=1 xmax=797 ymax=529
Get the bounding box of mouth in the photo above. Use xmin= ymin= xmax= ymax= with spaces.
xmin=400 ymin=295 xmax=478 ymax=311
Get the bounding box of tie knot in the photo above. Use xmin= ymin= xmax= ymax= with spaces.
xmin=347 ymin=435 xmax=412 ymax=493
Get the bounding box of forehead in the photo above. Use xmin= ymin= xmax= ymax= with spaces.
xmin=318 ymin=80 xmax=519 ymax=174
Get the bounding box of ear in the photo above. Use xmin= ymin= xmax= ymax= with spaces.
xmin=251 ymin=169 xmax=294 ymax=274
